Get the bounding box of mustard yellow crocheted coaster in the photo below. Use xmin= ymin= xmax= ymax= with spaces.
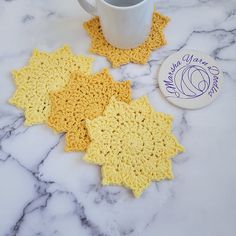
xmin=84 ymin=12 xmax=169 ymax=68
xmin=9 ymin=45 xmax=93 ymax=125
xmin=84 ymin=96 xmax=184 ymax=197
xmin=47 ymin=69 xmax=131 ymax=152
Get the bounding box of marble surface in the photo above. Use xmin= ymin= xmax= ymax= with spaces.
xmin=0 ymin=0 xmax=236 ymax=235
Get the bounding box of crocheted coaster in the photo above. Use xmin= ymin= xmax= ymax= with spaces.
xmin=9 ymin=45 xmax=93 ymax=125
xmin=47 ymin=69 xmax=131 ymax=152
xmin=84 ymin=96 xmax=184 ymax=197
xmin=84 ymin=12 xmax=169 ymax=68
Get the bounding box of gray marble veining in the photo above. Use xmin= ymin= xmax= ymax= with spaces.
xmin=0 ymin=0 xmax=236 ymax=235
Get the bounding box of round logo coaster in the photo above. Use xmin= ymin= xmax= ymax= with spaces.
xmin=158 ymin=50 xmax=223 ymax=109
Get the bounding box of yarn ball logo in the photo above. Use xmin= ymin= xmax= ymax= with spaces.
xmin=163 ymin=53 xmax=220 ymax=100
xmin=173 ymin=64 xmax=210 ymax=99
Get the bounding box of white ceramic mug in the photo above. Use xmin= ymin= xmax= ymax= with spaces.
xmin=77 ymin=0 xmax=154 ymax=49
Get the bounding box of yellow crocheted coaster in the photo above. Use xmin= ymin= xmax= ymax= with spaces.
xmin=47 ymin=69 xmax=131 ymax=152
xmin=84 ymin=12 xmax=169 ymax=68
xmin=84 ymin=96 xmax=184 ymax=198
xmin=9 ymin=45 xmax=93 ymax=125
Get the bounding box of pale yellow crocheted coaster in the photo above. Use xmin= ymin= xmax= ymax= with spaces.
xmin=9 ymin=45 xmax=93 ymax=125
xmin=84 ymin=12 xmax=169 ymax=68
xmin=84 ymin=96 xmax=184 ymax=197
xmin=47 ymin=69 xmax=131 ymax=152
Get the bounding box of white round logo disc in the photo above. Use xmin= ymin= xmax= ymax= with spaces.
xmin=158 ymin=50 xmax=223 ymax=109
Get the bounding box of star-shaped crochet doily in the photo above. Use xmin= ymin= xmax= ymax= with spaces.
xmin=47 ymin=69 xmax=131 ymax=152
xmin=84 ymin=12 xmax=169 ymax=68
xmin=9 ymin=45 xmax=93 ymax=125
xmin=84 ymin=96 xmax=184 ymax=197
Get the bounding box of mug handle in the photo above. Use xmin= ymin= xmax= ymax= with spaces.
xmin=77 ymin=0 xmax=97 ymax=16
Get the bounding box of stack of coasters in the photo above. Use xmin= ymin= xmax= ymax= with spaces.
xmin=84 ymin=12 xmax=169 ymax=68
xmin=84 ymin=96 xmax=184 ymax=197
xmin=47 ymin=69 xmax=131 ymax=152
xmin=8 ymin=28 xmax=186 ymax=197
xmin=9 ymin=45 xmax=93 ymax=125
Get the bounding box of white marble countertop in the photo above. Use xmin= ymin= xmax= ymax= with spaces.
xmin=1 ymin=0 xmax=236 ymax=235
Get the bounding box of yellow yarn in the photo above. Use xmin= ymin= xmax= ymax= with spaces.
xmin=83 ymin=12 xmax=169 ymax=68
xmin=47 ymin=69 xmax=131 ymax=152
xmin=84 ymin=96 xmax=184 ymax=197
xmin=9 ymin=45 xmax=93 ymax=125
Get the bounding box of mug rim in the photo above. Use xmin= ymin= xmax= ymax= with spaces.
xmin=100 ymin=0 xmax=147 ymax=10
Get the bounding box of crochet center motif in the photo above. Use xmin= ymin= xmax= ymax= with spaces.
xmin=84 ymin=96 xmax=184 ymax=197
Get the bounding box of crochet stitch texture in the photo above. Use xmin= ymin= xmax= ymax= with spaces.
xmin=9 ymin=45 xmax=93 ymax=125
xmin=84 ymin=96 xmax=184 ymax=197
xmin=47 ymin=69 xmax=131 ymax=152
xmin=84 ymin=12 xmax=169 ymax=68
